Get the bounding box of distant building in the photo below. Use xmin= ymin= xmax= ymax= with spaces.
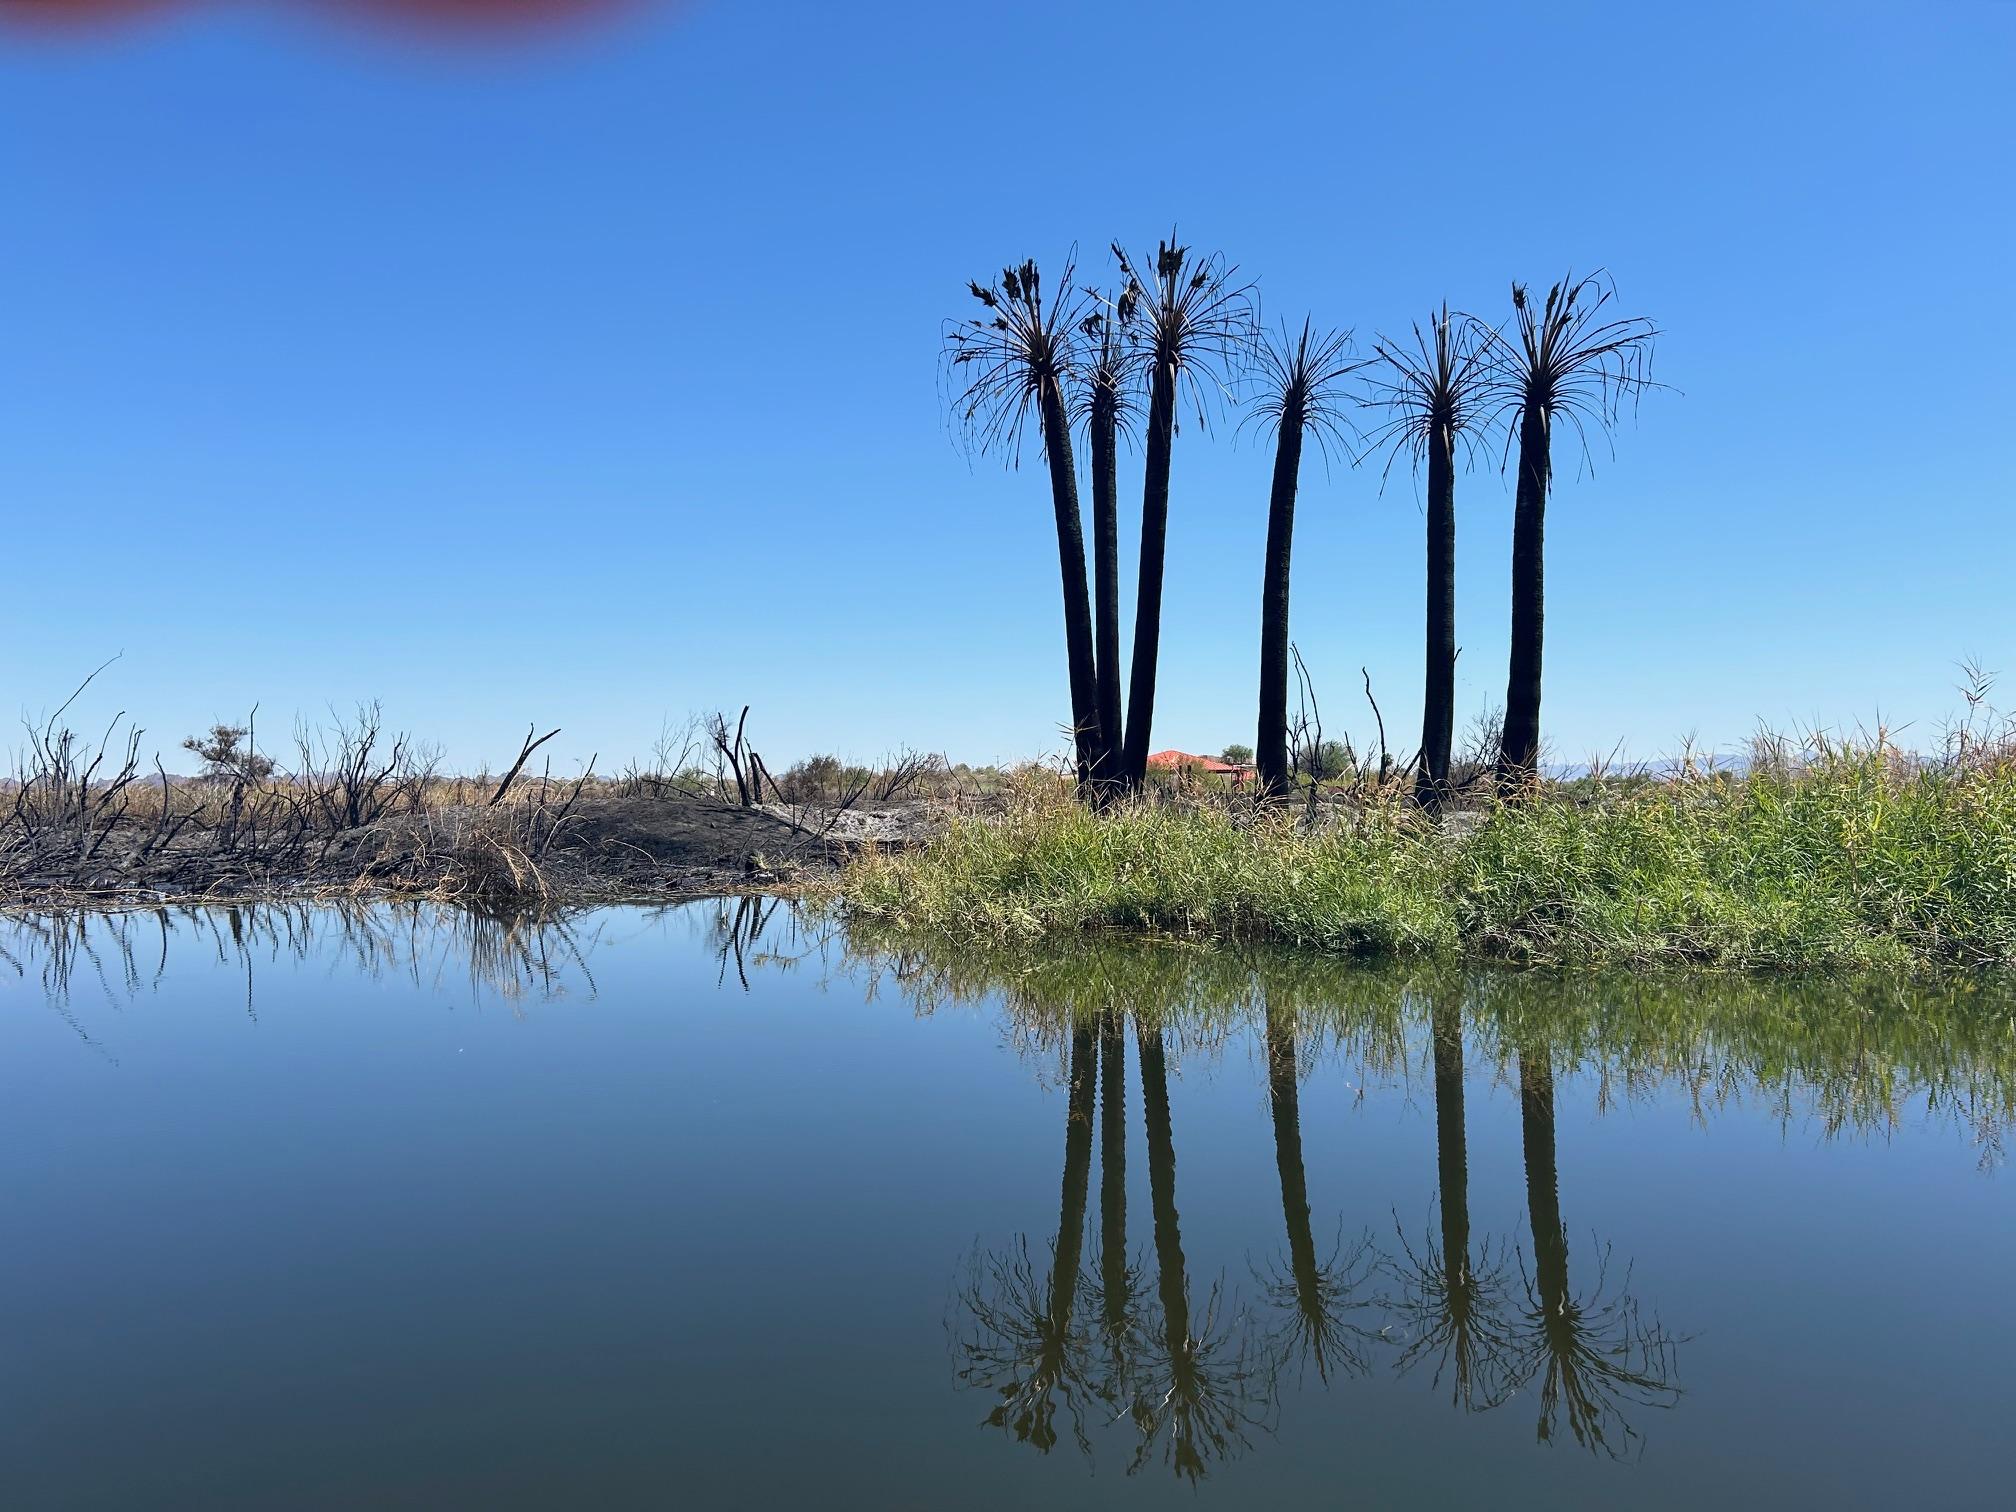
xmin=1145 ymin=750 xmax=1256 ymax=787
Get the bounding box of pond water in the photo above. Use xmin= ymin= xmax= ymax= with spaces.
xmin=3 ymin=900 xmax=2012 ymax=1509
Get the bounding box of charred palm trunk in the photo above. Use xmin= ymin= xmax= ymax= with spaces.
xmin=1138 ymin=1021 xmax=1193 ymax=1362
xmin=1037 ymin=377 xmax=1102 ymax=791
xmin=1099 ymin=1008 xmax=1130 ymax=1340
xmin=1265 ymin=1005 xmax=1325 ymax=1360
xmin=1121 ymin=359 xmax=1178 ymax=791
xmin=1431 ymin=993 xmax=1469 ymax=1286
xmin=1090 ymin=384 xmax=1124 ymax=796
xmin=1416 ymin=425 xmax=1457 ymax=811
xmin=1518 ymin=1050 xmax=1567 ymax=1315
xmin=1497 ymin=403 xmax=1550 ymax=788
xmin=1255 ymin=400 xmax=1306 ymax=797
xmin=1050 ymin=1024 xmax=1098 ymax=1333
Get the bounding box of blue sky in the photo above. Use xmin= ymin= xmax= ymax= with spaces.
xmin=3 ymin=0 xmax=2012 ymax=774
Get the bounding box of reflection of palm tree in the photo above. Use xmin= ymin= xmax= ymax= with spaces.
xmin=1095 ymin=1008 xmax=1137 ymax=1370
xmin=1511 ymin=1049 xmax=1682 ymax=1456
xmin=1128 ymin=1022 xmax=1263 ymax=1481
xmin=1259 ymin=1003 xmax=1378 ymax=1382
xmin=954 ymin=1023 xmax=1100 ymax=1453
xmin=1391 ymin=991 xmax=1515 ymax=1408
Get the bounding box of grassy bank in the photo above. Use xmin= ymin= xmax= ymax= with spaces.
xmin=830 ymin=744 xmax=2016 ymax=969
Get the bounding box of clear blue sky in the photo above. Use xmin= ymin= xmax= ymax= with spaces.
xmin=3 ymin=0 xmax=2012 ymax=774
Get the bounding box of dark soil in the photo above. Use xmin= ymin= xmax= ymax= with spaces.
xmin=0 ymin=794 xmax=940 ymax=908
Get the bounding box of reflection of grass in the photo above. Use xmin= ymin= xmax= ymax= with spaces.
xmin=851 ymin=928 xmax=2016 ymax=1149
xmin=831 ymin=742 xmax=2016 ymax=968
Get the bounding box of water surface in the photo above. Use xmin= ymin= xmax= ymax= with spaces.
xmin=3 ymin=901 xmax=2011 ymax=1508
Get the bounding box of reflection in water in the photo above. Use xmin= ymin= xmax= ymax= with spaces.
xmin=1258 ymin=1002 xmax=1379 ymax=1384
xmin=1390 ymin=992 xmax=1517 ymax=1412
xmin=871 ymin=930 xmax=2016 ymax=1475
xmin=954 ymin=991 xmax=1680 ymax=1474
xmin=8 ymin=904 xmax=2016 ymax=1484
xmin=1 ymin=901 xmax=606 ymax=1032
xmin=1129 ymin=1021 xmax=1266 ymax=1481
xmin=954 ymin=1022 xmax=1099 ymax=1453
xmin=1512 ymin=1048 xmax=1682 ymax=1454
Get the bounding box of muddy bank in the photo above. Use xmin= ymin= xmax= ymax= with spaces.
xmin=0 ymin=794 xmax=941 ymax=909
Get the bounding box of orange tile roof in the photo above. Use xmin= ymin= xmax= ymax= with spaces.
xmin=1146 ymin=749 xmax=1247 ymax=774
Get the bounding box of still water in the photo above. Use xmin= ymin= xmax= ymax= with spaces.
xmin=3 ymin=900 xmax=2012 ymax=1508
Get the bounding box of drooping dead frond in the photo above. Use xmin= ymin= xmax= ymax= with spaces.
xmin=1480 ymin=271 xmax=1661 ymax=480
xmin=1240 ymin=316 xmax=1367 ymax=468
xmin=1110 ymin=235 xmax=1255 ymax=434
xmin=943 ymin=254 xmax=1093 ymax=466
xmin=1363 ymin=303 xmax=1499 ymax=487
xmin=1071 ymin=291 xmax=1144 ymax=441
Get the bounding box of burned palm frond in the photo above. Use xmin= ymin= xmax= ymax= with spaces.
xmin=1481 ymin=271 xmax=1661 ymax=482
xmin=1253 ymin=1224 xmax=1384 ymax=1386
xmin=943 ymin=255 xmax=1092 ymax=468
xmin=1508 ymin=1240 xmax=1684 ymax=1457
xmin=1071 ymin=291 xmax=1145 ymax=439
xmin=1123 ymin=1272 xmax=1271 ymax=1483
xmin=1109 ymin=235 xmax=1254 ymax=440
xmin=1385 ymin=1225 xmax=1521 ymax=1412
xmin=1362 ymin=303 xmax=1498 ymax=486
xmin=1240 ymin=316 xmax=1365 ymax=466
xmin=952 ymin=1236 xmax=1103 ymax=1458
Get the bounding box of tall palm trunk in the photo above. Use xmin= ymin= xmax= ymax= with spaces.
xmin=1265 ymin=1004 xmax=1335 ymax=1380
xmin=1137 ymin=1021 xmax=1188 ymax=1348
xmin=1049 ymin=1024 xmax=1097 ymax=1335
xmin=1138 ymin=1018 xmax=1210 ymax=1480
xmin=1417 ymin=428 xmax=1457 ymax=810
xmin=1264 ymin=1010 xmax=1318 ymax=1290
xmin=1089 ymin=386 xmax=1124 ymax=793
xmin=1038 ymin=377 xmax=1104 ymax=787
xmin=1098 ymin=1008 xmax=1130 ymax=1341
xmin=1497 ymin=404 xmax=1549 ymax=786
xmin=1121 ymin=360 xmax=1177 ymax=789
xmin=1518 ymin=1050 xmax=1567 ymax=1317
xmin=1255 ymin=402 xmax=1306 ymax=796
xmin=1431 ymin=993 xmax=1469 ymax=1286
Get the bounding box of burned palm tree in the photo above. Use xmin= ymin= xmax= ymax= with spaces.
xmin=1111 ymin=236 xmax=1254 ymax=792
xmin=953 ymin=1021 xmax=1101 ymax=1454
xmin=1364 ymin=306 xmax=1496 ymax=811
xmin=1509 ymin=1047 xmax=1682 ymax=1455
xmin=1389 ymin=989 xmax=1516 ymax=1409
xmin=1128 ymin=1021 xmax=1265 ymax=1480
xmin=1257 ymin=1001 xmax=1380 ymax=1382
xmin=1484 ymin=274 xmax=1658 ymax=788
xmin=1076 ymin=295 xmax=1141 ymax=795
xmin=946 ymin=258 xmax=1105 ymax=787
xmin=1247 ymin=320 xmax=1363 ymax=798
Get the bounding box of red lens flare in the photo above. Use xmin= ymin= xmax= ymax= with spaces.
xmin=0 ymin=0 xmax=646 ymax=32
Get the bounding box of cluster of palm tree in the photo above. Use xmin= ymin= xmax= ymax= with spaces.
xmin=945 ymin=242 xmax=1658 ymax=805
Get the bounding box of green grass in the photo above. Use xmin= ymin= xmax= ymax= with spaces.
xmin=829 ymin=745 xmax=2016 ymax=969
